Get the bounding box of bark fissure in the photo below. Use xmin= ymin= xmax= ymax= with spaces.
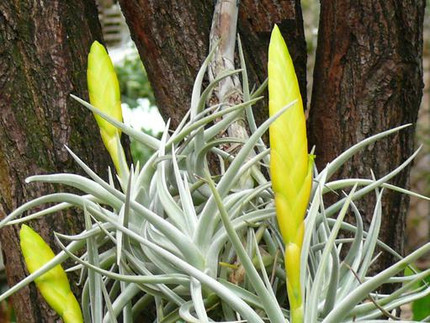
xmin=309 ymin=0 xmax=425 ymax=279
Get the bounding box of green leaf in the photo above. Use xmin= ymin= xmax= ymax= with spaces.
xmin=405 ymin=266 xmax=430 ymax=320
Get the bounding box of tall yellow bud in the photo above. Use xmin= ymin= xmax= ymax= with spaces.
xmin=268 ymin=25 xmax=314 ymax=323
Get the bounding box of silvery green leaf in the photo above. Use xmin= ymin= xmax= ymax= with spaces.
xmin=6 ymin=194 xmax=95 ymax=225
xmin=324 ymin=124 xmax=411 ymax=180
xmin=178 ymin=300 xmax=203 ymax=323
xmin=195 ymin=69 xmax=243 ymax=116
xmin=102 ymin=281 xmax=118 ymax=323
xmin=156 ymin=146 xmax=189 ymax=233
xmin=0 ymin=193 xmax=104 ymax=228
xmin=172 ymin=148 xmax=198 ymax=233
xmin=190 ymin=41 xmax=220 ymax=119
xmin=206 ymin=208 xmax=275 ymax=272
xmin=84 ymin=205 xmax=103 ymax=323
xmin=324 ymin=146 xmax=422 ymax=217
xmin=358 ymin=188 xmax=384 ymax=280
xmin=325 ymin=178 xmax=430 ymax=202
xmin=205 ymin=171 xmax=285 ymax=323
xmin=338 ymin=202 xmax=363 ymax=289
xmin=322 ymin=243 xmax=430 ymax=322
xmin=307 ymin=185 xmax=357 ymax=322
xmin=26 ymin=173 xmax=122 ymax=209
xmin=203 ymin=97 xmax=263 ymax=141
xmin=71 ymin=94 xmax=161 ymax=150
xmin=351 ymin=268 xmax=430 ymax=320
xmin=93 ymin=202 xmax=265 ymax=322
xmin=301 ymin=168 xmax=327 ymax=290
xmin=188 ymin=278 xmax=209 ymax=322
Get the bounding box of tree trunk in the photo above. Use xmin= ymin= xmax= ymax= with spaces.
xmin=0 ymin=1 xmax=111 ymax=322
xmin=118 ymin=0 xmax=307 ymax=129
xmin=308 ymin=0 xmax=425 ymax=277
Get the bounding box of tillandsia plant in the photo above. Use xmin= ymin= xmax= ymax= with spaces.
xmin=0 ymin=29 xmax=429 ymax=323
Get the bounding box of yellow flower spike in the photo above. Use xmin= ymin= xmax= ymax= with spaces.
xmin=268 ymin=25 xmax=314 ymax=323
xmin=20 ymin=225 xmax=83 ymax=323
xmin=87 ymin=41 xmax=127 ymax=178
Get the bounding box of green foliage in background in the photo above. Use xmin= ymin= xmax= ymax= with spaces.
xmin=405 ymin=266 xmax=430 ymax=320
xmin=115 ymin=46 xmax=161 ymax=164
xmin=113 ymin=45 xmax=160 ymax=165
xmin=114 ymin=49 xmax=155 ymax=110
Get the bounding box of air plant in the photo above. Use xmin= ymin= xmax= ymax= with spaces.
xmin=0 ymin=27 xmax=429 ymax=323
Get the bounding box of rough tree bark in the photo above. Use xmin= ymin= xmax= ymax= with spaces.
xmin=308 ymin=0 xmax=425 ymax=276
xmin=118 ymin=0 xmax=307 ymax=129
xmin=0 ymin=1 xmax=111 ymax=322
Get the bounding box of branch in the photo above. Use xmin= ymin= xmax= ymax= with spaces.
xmin=208 ymin=1 xmax=253 ymax=185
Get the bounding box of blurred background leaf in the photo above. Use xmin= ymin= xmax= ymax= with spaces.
xmin=404 ymin=266 xmax=430 ymax=320
xmin=115 ymin=51 xmax=156 ymax=109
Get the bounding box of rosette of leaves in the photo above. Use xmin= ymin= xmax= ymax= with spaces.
xmin=0 ymin=31 xmax=429 ymax=323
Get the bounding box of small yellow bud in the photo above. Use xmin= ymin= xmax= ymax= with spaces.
xmin=20 ymin=225 xmax=83 ymax=323
xmin=87 ymin=41 xmax=126 ymax=177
